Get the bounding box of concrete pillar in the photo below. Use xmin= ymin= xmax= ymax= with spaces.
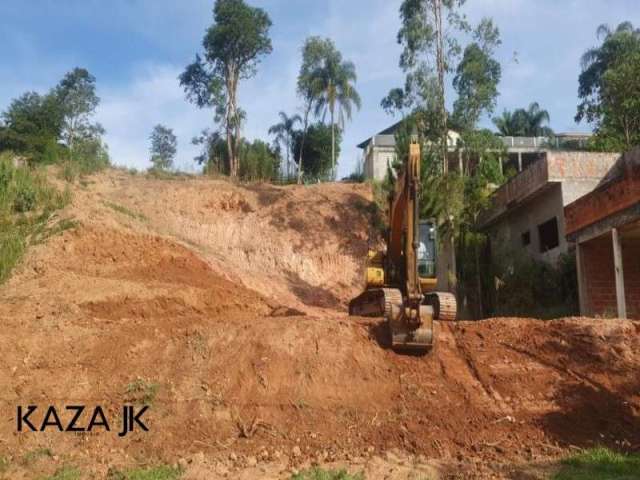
xmin=517 ymin=152 xmax=523 ymax=172
xmin=498 ymin=155 xmax=503 ymax=175
xmin=612 ymin=228 xmax=627 ymax=319
xmin=576 ymin=242 xmax=589 ymax=316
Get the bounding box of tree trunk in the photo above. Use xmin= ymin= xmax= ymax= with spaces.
xmin=331 ymin=109 xmax=335 ymax=180
xmin=286 ymin=133 xmax=290 ymax=181
xmin=298 ymin=109 xmax=310 ymax=185
xmin=433 ymin=0 xmax=448 ymax=175
xmin=474 ymin=235 xmax=484 ymax=319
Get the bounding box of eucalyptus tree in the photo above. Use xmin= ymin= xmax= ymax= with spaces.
xmin=180 ymin=0 xmax=272 ymax=177
xmin=452 ymin=18 xmax=501 ymax=131
xmin=386 ymin=0 xmax=469 ymax=173
xmin=54 ymin=68 xmax=103 ymax=155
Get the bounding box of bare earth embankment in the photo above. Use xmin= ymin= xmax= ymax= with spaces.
xmin=0 ymin=169 xmax=638 ymax=479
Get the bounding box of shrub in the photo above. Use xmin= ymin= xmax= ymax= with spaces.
xmin=491 ymin=248 xmax=579 ymax=318
xmin=0 ymin=153 xmax=73 ymax=283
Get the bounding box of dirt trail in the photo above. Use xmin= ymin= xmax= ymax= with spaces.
xmin=0 ymin=169 xmax=638 ymax=479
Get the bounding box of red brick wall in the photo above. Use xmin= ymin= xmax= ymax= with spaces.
xmin=581 ymin=234 xmax=640 ymax=318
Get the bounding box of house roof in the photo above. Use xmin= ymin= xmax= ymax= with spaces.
xmin=357 ymin=120 xmax=404 ymax=149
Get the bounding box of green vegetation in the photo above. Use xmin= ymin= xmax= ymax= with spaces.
xmin=0 ymin=154 xmax=72 ymax=284
xmin=149 ymin=124 xmax=178 ymax=172
xmin=492 ymin=102 xmax=553 ymax=137
xmin=292 ymin=122 xmax=342 ymax=181
xmin=269 ymin=111 xmax=301 ymax=180
xmin=125 ymin=379 xmax=160 ymax=405
xmin=0 ymin=67 xmax=109 ymax=174
xmin=577 ymin=22 xmax=640 ymax=151
xmin=492 ymin=251 xmax=578 ymax=318
xmin=107 ymin=465 xmax=182 ymax=480
xmin=195 ymin=133 xmax=279 ymax=181
xmin=291 ymin=468 xmax=364 ymax=480
xmin=40 ymin=466 xmax=81 ymax=480
xmin=0 ymin=456 xmax=9 ymax=473
xmin=23 ymin=447 xmax=53 ymax=464
xmin=309 ymin=40 xmax=361 ymax=179
xmin=180 ymin=0 xmax=273 ymax=177
xmin=103 ymin=201 xmax=147 ymax=221
xmin=553 ymin=447 xmax=640 ymax=480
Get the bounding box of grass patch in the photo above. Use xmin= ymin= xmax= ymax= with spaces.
xmin=553 ymin=447 xmax=640 ymax=480
xmin=23 ymin=447 xmax=53 ymax=465
xmin=125 ymin=379 xmax=160 ymax=405
xmin=0 ymin=152 xmax=72 ymax=284
xmin=103 ymin=201 xmax=147 ymax=221
xmin=292 ymin=468 xmax=365 ymax=480
xmin=0 ymin=456 xmax=9 ymax=473
xmin=40 ymin=466 xmax=81 ymax=480
xmin=107 ymin=465 xmax=182 ymax=480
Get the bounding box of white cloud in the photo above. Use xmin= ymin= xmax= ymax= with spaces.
xmin=97 ymin=63 xmax=211 ymax=171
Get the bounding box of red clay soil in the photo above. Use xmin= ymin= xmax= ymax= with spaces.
xmin=0 ymin=169 xmax=638 ymax=478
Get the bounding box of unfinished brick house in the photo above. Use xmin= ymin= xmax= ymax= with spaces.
xmin=565 ymin=149 xmax=640 ymax=319
xmin=479 ymin=150 xmax=620 ymax=263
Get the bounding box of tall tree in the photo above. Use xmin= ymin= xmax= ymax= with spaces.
xmin=180 ymin=0 xmax=272 ymax=177
xmin=452 ymin=18 xmax=501 ymax=130
xmin=149 ymin=124 xmax=177 ymax=171
xmin=577 ymin=22 xmax=640 ymax=125
xmin=391 ymin=0 xmax=469 ymax=173
xmin=296 ymin=37 xmax=332 ymax=184
xmin=268 ymin=111 xmax=301 ymax=179
xmin=596 ymin=49 xmax=640 ymax=149
xmin=54 ymin=68 xmax=102 ymax=155
xmin=311 ymin=42 xmax=361 ymax=179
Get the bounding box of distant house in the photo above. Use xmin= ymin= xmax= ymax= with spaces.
xmin=356 ymin=121 xmax=593 ymax=182
xmin=356 ymin=122 xmax=460 ymax=181
xmin=564 ymin=149 xmax=640 ymax=318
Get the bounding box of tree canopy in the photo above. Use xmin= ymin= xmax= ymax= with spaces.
xmin=492 ymin=103 xmax=552 ymax=137
xmin=180 ymin=0 xmax=272 ymax=176
xmin=452 ymin=19 xmax=501 ymax=130
xmin=292 ymin=122 xmax=341 ymax=181
xmin=577 ymin=22 xmax=640 ymax=150
xmin=149 ymin=124 xmax=178 ymax=171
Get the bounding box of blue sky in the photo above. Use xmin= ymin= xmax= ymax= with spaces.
xmin=1 ymin=0 xmax=639 ymax=177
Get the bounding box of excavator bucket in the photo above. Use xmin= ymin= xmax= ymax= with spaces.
xmin=350 ymin=288 xmax=435 ymax=353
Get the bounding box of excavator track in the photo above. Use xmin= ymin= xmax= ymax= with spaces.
xmin=424 ymin=292 xmax=457 ymax=321
xmin=350 ymin=288 xmax=434 ymax=353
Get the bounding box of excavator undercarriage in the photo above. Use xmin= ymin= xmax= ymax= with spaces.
xmin=349 ymin=142 xmax=457 ymax=353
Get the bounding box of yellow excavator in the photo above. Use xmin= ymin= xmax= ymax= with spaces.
xmin=349 ymin=142 xmax=457 ymax=353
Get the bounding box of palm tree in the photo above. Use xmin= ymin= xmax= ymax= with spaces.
xmin=268 ymin=111 xmax=301 ymax=180
xmin=523 ymin=102 xmax=551 ymax=136
xmin=492 ymin=102 xmax=552 ymax=136
xmin=312 ymin=50 xmax=361 ymax=179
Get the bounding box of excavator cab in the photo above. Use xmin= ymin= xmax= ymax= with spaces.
xmin=417 ymin=221 xmax=436 ymax=278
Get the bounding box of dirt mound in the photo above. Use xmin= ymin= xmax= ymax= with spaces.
xmin=0 ymin=169 xmax=638 ymax=479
